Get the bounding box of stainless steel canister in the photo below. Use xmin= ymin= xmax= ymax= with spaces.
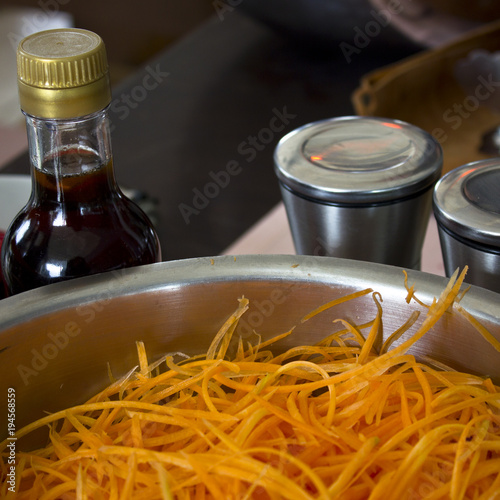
xmin=433 ymin=159 xmax=500 ymax=293
xmin=274 ymin=116 xmax=443 ymax=269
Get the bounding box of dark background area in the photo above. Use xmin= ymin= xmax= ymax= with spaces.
xmin=3 ymin=1 xmax=214 ymax=83
xmin=1 ymin=1 xmax=424 ymax=260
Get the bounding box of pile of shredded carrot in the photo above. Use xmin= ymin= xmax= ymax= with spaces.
xmin=1 ymin=267 xmax=500 ymax=499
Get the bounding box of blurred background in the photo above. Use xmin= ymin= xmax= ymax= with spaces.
xmin=0 ymin=0 xmax=214 ymax=165
xmin=2 ymin=0 xmax=499 ymax=167
xmin=1 ymin=0 xmax=500 ymax=265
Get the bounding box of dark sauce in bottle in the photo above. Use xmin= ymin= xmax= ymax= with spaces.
xmin=1 ymin=149 xmax=161 ymax=295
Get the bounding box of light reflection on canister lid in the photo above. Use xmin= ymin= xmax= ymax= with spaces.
xmin=274 ymin=116 xmax=443 ymax=204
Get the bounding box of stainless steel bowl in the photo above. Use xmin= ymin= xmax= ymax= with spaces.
xmin=1 ymin=255 xmax=499 ymax=447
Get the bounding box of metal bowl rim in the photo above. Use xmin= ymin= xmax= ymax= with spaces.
xmin=1 ymin=255 xmax=499 ymax=332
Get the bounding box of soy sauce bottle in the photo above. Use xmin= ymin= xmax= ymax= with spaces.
xmin=1 ymin=28 xmax=161 ymax=296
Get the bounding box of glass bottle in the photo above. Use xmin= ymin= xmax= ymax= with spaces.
xmin=1 ymin=28 xmax=161 ymax=296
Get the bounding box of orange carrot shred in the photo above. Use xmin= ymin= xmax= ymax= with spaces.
xmin=1 ymin=266 xmax=499 ymax=499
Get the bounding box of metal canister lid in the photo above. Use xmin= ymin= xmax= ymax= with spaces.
xmin=433 ymin=159 xmax=500 ymax=247
xmin=274 ymin=116 xmax=443 ymax=204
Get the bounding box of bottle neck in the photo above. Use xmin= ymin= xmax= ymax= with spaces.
xmin=25 ymin=108 xmax=117 ymax=202
xmin=25 ymin=108 xmax=112 ymax=176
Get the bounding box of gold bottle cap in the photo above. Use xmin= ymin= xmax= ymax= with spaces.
xmin=17 ymin=28 xmax=112 ymax=119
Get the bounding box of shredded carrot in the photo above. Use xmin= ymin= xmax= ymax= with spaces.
xmin=1 ymin=267 xmax=499 ymax=499
xmin=403 ymin=269 xmax=428 ymax=308
xmin=454 ymin=303 xmax=500 ymax=353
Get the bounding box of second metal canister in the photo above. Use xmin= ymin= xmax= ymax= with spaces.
xmin=433 ymin=158 xmax=500 ymax=293
xmin=274 ymin=116 xmax=443 ymax=269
